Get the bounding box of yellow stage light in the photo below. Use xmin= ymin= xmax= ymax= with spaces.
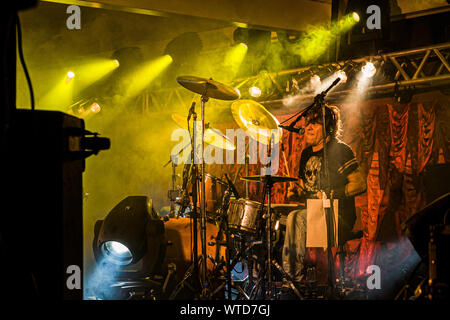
xmin=74 ymin=58 xmax=120 ymax=88
xmin=125 ymin=54 xmax=173 ymax=97
xmin=66 ymin=71 xmax=75 ymax=82
xmin=40 ymin=74 xmax=75 ymax=110
xmin=297 ymin=12 xmax=360 ymax=64
xmin=224 ymin=42 xmax=248 ymax=78
xmin=90 ymin=102 xmax=101 ymax=113
xmin=352 ymin=12 xmax=360 ymax=22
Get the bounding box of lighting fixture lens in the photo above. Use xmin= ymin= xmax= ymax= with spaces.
xmin=67 ymin=71 xmax=75 ymax=79
xmin=90 ymin=102 xmax=101 ymax=113
xmin=101 ymin=241 xmax=133 ymax=265
xmin=114 ymin=59 xmax=120 ymax=67
xmin=352 ymin=12 xmax=360 ymax=22
xmin=361 ymin=62 xmax=376 ymax=78
xmin=249 ymin=86 xmax=262 ymax=97
xmin=336 ymin=70 xmax=347 ymax=82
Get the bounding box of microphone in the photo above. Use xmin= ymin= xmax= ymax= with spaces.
xmin=279 ymin=125 xmax=305 ymax=135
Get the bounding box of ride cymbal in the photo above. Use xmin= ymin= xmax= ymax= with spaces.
xmin=177 ymin=76 xmax=240 ymax=101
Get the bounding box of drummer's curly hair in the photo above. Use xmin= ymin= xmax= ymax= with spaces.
xmin=304 ymin=104 xmax=342 ymax=138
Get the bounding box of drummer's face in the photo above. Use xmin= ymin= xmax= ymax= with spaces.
xmin=305 ymin=122 xmax=323 ymax=147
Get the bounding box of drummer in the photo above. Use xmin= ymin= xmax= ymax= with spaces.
xmin=282 ymin=105 xmax=366 ymax=292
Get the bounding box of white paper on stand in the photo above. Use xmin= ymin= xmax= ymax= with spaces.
xmin=306 ymin=199 xmax=339 ymax=249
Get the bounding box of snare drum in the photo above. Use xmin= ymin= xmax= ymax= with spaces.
xmin=227 ymin=198 xmax=262 ymax=236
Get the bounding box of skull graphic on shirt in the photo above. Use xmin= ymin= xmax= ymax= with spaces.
xmin=304 ymin=156 xmax=322 ymax=192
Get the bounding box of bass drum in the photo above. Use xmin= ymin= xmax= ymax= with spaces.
xmin=163 ymin=217 xmax=225 ymax=285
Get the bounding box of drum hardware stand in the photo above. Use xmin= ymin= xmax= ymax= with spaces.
xmin=200 ymin=90 xmax=211 ymax=298
xmin=271 ymin=259 xmax=303 ymax=299
xmin=251 ymin=135 xmax=277 ymax=299
xmin=164 ymin=142 xmax=191 ymax=218
xmin=169 ymin=103 xmax=205 ymax=299
xmin=168 ymin=255 xmax=204 ymax=300
xmin=210 ymin=175 xmax=241 ymax=300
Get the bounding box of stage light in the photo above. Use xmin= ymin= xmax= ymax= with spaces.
xmin=93 ymin=196 xmax=165 ymax=268
xmin=72 ymin=58 xmax=120 ymax=88
xmin=90 ymin=102 xmax=101 ymax=113
xmin=336 ymin=70 xmax=347 ymax=82
xmin=67 ymin=99 xmax=102 ymax=118
xmin=66 ymin=71 xmax=75 ymax=82
xmin=352 ymin=12 xmax=360 ymax=22
xmin=77 ymin=106 xmax=85 ymax=114
xmin=361 ymin=61 xmax=376 ymax=78
xmin=101 ymin=241 xmax=133 ymax=265
xmin=249 ymin=86 xmax=262 ymax=97
xmin=40 ymin=73 xmax=76 ymax=109
xmin=125 ymin=54 xmax=173 ymax=97
xmin=295 ymin=12 xmax=360 ymax=64
xmin=224 ymin=42 xmax=248 ymax=78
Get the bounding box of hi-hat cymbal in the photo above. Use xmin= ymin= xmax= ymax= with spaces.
xmin=231 ymin=99 xmax=283 ymax=145
xmin=171 ymin=113 xmax=236 ymax=150
xmin=177 ymin=76 xmax=240 ymax=101
xmin=241 ymin=175 xmax=298 ymax=184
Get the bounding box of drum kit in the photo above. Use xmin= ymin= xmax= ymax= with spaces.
xmin=165 ymin=75 xmax=301 ymax=300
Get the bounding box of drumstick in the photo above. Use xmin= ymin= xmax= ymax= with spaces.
xmin=282 ymin=149 xmax=293 ymax=188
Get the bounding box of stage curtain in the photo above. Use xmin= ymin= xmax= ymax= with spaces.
xmin=207 ymin=90 xmax=449 ymax=285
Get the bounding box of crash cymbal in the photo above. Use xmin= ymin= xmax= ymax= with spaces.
xmin=231 ymin=99 xmax=283 ymax=145
xmin=241 ymin=175 xmax=298 ymax=184
xmin=177 ymin=76 xmax=240 ymax=101
xmin=171 ymin=113 xmax=236 ymax=150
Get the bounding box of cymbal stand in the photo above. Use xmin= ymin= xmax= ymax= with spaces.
xmin=200 ymin=89 xmax=213 ymax=298
xmin=253 ymin=137 xmax=276 ymax=299
xmin=169 ymin=103 xmax=203 ymax=299
xmin=212 ymin=186 xmax=233 ymax=300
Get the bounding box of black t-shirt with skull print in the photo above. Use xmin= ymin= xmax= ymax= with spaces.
xmin=299 ymin=138 xmax=358 ymax=243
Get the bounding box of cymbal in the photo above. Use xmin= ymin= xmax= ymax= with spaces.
xmin=171 ymin=113 xmax=236 ymax=150
xmin=231 ymin=99 xmax=283 ymax=145
xmin=177 ymin=76 xmax=240 ymax=101
xmin=241 ymin=175 xmax=298 ymax=184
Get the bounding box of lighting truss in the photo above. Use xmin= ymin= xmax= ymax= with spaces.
xmin=135 ymin=42 xmax=450 ymax=112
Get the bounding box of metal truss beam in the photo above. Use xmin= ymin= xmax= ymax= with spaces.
xmin=140 ymin=42 xmax=450 ymax=113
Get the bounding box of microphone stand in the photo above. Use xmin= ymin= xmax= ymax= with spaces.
xmin=169 ymin=104 xmax=202 ymax=299
xmin=318 ymin=78 xmax=340 ymax=299
xmin=279 ymin=77 xmax=342 ymax=298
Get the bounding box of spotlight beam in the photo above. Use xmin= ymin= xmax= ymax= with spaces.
xmin=125 ymin=55 xmax=173 ymax=98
